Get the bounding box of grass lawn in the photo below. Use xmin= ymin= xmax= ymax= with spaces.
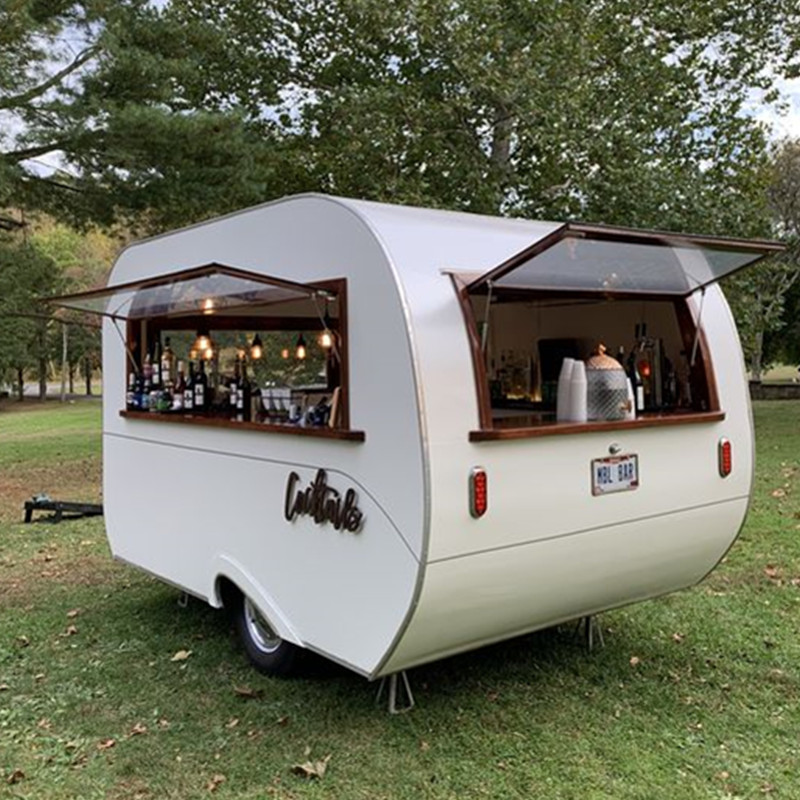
xmin=1 ymin=400 xmax=799 ymax=799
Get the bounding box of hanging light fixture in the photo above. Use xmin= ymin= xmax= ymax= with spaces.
xmin=250 ymin=334 xmax=264 ymax=360
xmin=318 ymin=312 xmax=334 ymax=349
xmin=281 ymin=347 xmax=290 ymax=359
xmin=295 ymin=334 xmax=307 ymax=360
xmin=201 ymin=297 xmax=215 ymax=315
xmin=191 ymin=327 xmax=214 ymax=357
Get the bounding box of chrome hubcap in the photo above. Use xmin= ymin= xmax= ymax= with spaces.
xmin=243 ymin=597 xmax=282 ymax=654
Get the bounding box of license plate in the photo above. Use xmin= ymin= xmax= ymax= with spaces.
xmin=591 ymin=454 xmax=639 ymax=496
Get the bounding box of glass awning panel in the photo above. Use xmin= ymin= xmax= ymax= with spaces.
xmin=467 ymin=224 xmax=784 ymax=296
xmin=47 ymin=264 xmax=327 ymax=320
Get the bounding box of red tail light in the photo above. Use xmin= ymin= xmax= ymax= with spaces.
xmin=470 ymin=467 xmax=488 ymax=518
xmin=719 ymin=438 xmax=732 ymax=478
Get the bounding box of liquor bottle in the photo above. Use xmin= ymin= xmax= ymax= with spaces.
xmin=126 ymin=373 xmax=136 ymax=410
xmin=143 ymin=350 xmax=153 ymax=385
xmin=173 ymin=361 xmax=186 ymax=411
xmin=237 ymin=360 xmax=251 ymax=422
xmin=627 ymin=353 xmax=645 ymax=413
xmin=184 ymin=362 xmax=195 ymax=412
xmin=134 ymin=373 xmax=145 ymax=410
xmin=161 ymin=337 xmax=176 ymax=387
xmin=157 ymin=387 xmax=172 ymax=413
xmin=152 ymin=341 xmax=162 ymax=388
xmin=194 ymin=359 xmax=207 ymax=411
xmin=142 ymin=359 xmax=152 ymax=411
xmin=229 ymin=358 xmax=240 ymax=416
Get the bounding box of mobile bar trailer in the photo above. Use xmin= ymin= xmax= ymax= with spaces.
xmin=50 ymin=194 xmax=782 ymax=701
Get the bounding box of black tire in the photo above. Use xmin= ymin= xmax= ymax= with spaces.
xmin=232 ymin=592 xmax=300 ymax=677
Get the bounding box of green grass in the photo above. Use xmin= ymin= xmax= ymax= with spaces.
xmin=1 ymin=401 xmax=799 ymax=799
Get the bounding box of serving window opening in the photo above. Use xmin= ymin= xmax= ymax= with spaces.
xmin=467 ymin=291 xmax=716 ymax=432
xmin=458 ymin=224 xmax=781 ymax=439
xmin=48 ymin=264 xmax=362 ymax=441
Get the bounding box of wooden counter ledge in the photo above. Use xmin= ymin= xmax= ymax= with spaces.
xmin=120 ymin=410 xmax=366 ymax=441
xmin=469 ymin=410 xmax=726 ymax=441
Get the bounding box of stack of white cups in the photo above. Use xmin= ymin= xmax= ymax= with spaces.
xmin=556 ymin=357 xmax=587 ymax=423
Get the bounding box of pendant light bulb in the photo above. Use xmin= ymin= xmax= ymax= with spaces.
xmin=295 ymin=334 xmax=307 ymax=360
xmin=319 ymin=329 xmax=333 ymax=349
xmin=250 ymin=334 xmax=264 ymax=360
xmin=281 ymin=347 xmax=290 ymax=359
xmin=191 ymin=328 xmax=213 ymax=356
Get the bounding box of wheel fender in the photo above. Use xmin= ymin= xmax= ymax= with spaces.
xmin=208 ymin=555 xmax=302 ymax=646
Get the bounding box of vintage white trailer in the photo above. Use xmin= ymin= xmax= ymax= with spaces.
xmin=52 ymin=194 xmax=782 ymax=683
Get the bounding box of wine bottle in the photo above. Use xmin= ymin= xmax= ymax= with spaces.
xmin=173 ymin=360 xmax=186 ymax=411
xmin=152 ymin=341 xmax=162 ymax=388
xmin=161 ymin=337 xmax=175 ymax=387
xmin=237 ymin=360 xmax=251 ymax=422
xmin=229 ymin=358 xmax=240 ymax=416
xmin=126 ymin=373 xmax=136 ymax=410
xmin=194 ymin=359 xmax=207 ymax=411
xmin=184 ymin=362 xmax=195 ymax=411
xmin=627 ymin=353 xmax=645 ymax=413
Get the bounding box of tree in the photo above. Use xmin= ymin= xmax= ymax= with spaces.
xmin=1 ymin=1 xmax=296 ymax=229
xmin=725 ymin=139 xmax=800 ymax=379
xmin=4 ymin=1 xmax=800 ymax=235
xmin=0 ymin=238 xmax=59 ymax=400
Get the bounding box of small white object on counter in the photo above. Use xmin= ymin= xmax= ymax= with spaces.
xmin=568 ymin=360 xmax=588 ymax=422
xmin=556 ymin=358 xmax=575 ymax=422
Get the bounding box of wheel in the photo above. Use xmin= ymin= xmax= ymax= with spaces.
xmin=233 ymin=592 xmax=300 ymax=676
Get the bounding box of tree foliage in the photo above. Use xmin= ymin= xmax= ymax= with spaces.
xmin=2 ymin=0 xmax=799 ymax=234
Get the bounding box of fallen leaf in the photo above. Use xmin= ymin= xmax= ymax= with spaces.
xmin=97 ymin=738 xmax=116 ymax=751
xmin=716 ymin=771 xmax=731 ymax=781
xmin=233 ymin=685 xmax=262 ymax=699
xmin=226 ymin=718 xmax=240 ymax=729
xmin=629 ymin=656 xmax=641 ymax=667
xmin=66 ymin=609 xmax=80 ymax=619
xmin=761 ymin=783 xmax=776 ymax=794
xmin=671 ymin=633 xmax=684 ymax=643
xmin=764 ymin=565 xmax=780 ymax=579
xmin=771 ymin=489 xmax=786 ymax=498
xmin=487 ymin=691 xmax=499 ymax=702
xmin=157 ymin=718 xmax=171 ymax=729
xmin=129 ymin=723 xmax=148 ymax=737
xmin=276 ymin=715 xmax=290 ymax=727
xmin=0 ymin=684 xmax=8 ymax=691
xmin=64 ymin=625 xmax=79 ymax=636
xmin=170 ymin=650 xmax=192 ymax=662
xmin=16 ymin=635 xmax=30 ymax=648
xmin=37 ymin=718 xmax=52 ymax=730
xmin=34 ymin=673 xmax=45 ymax=682
xmin=207 ymin=774 xmax=226 ymax=792
xmin=6 ymin=769 xmax=25 ymax=785
xmin=420 ymin=740 xmax=430 ymax=752
xmin=291 ymin=754 xmax=331 ymax=780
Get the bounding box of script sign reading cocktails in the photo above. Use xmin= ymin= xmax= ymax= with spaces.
xmin=284 ymin=469 xmax=364 ymax=533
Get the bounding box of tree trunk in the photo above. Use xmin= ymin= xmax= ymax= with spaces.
xmin=490 ymin=101 xmax=513 ymax=212
xmin=69 ymin=363 xmax=75 ymax=394
xmin=60 ymin=323 xmax=69 ymax=402
xmin=16 ymin=367 xmax=24 ymax=401
xmin=749 ymin=329 xmax=764 ymax=381
xmin=84 ymin=356 xmax=92 ymax=396
xmin=38 ymin=324 xmax=47 ymax=401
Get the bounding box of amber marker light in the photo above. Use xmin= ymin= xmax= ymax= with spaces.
xmin=719 ymin=438 xmax=732 ymax=478
xmin=469 ymin=467 xmax=488 ymax=518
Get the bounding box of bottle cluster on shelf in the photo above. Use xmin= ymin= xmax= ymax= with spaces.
xmin=126 ymin=336 xmax=262 ymax=422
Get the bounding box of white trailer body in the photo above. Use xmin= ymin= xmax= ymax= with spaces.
xmin=53 ymin=195 xmax=781 ymax=679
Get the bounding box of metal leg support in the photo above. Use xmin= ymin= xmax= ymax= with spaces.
xmin=375 ymin=671 xmax=415 ymax=714
xmin=576 ymin=615 xmax=605 ymax=652
xmin=177 ymin=591 xmax=190 ymax=609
